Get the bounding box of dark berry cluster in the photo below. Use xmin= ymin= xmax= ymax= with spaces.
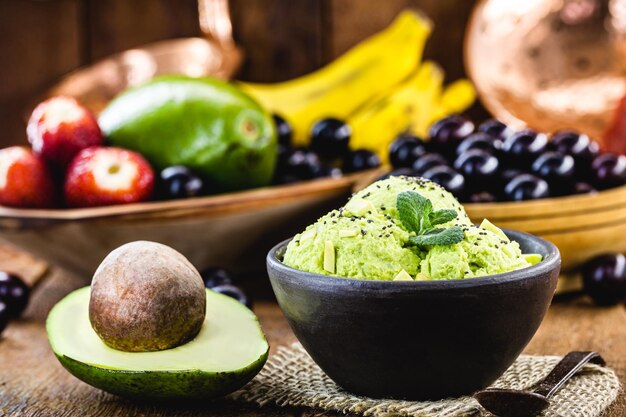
xmin=273 ymin=116 xmax=381 ymax=184
xmin=387 ymin=115 xmax=626 ymax=202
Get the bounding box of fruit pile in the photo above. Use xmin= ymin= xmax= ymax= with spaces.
xmin=0 ymin=82 xmax=393 ymax=210
xmin=0 ymin=272 xmax=29 ymax=336
xmin=272 ymin=115 xmax=381 ymax=184
xmin=386 ymin=115 xmax=626 ymax=202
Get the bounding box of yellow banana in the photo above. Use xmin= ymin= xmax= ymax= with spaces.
xmin=238 ymin=11 xmax=432 ymax=145
xmin=348 ymin=62 xmax=444 ymax=159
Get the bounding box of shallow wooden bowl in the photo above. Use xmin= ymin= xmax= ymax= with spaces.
xmin=0 ymin=175 xmax=364 ymax=279
xmin=465 ymin=185 xmax=626 ymax=271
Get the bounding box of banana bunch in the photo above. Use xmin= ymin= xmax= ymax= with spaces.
xmin=239 ymin=10 xmax=476 ymax=156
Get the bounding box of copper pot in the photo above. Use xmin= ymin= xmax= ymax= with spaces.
xmin=465 ymin=0 xmax=626 ymax=152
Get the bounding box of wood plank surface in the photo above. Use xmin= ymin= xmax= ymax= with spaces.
xmin=0 ymin=0 xmax=83 ymax=147
xmin=230 ymin=0 xmax=324 ymax=82
xmin=86 ymin=0 xmax=200 ymax=61
xmin=0 ymin=246 xmax=624 ymax=416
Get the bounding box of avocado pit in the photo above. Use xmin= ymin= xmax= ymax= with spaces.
xmin=89 ymin=240 xmax=205 ymax=352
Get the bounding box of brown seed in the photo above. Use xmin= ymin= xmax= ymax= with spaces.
xmin=89 ymin=241 xmax=206 ymax=353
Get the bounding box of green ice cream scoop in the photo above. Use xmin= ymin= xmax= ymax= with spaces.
xmin=283 ymin=176 xmax=536 ymax=281
xmin=99 ymin=76 xmax=277 ymax=192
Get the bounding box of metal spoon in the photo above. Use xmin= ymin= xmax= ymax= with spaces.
xmin=45 ymin=0 xmax=241 ymax=114
xmin=474 ymin=351 xmax=605 ymax=417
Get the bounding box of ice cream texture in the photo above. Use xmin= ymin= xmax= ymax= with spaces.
xmin=283 ymin=176 xmax=536 ymax=281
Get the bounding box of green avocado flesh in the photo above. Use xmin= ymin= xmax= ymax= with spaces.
xmin=46 ymin=287 xmax=269 ymax=400
xmin=99 ymin=75 xmax=277 ymax=192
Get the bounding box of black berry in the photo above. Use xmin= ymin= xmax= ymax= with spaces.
xmin=549 ymin=131 xmax=599 ymax=162
xmin=428 ymin=115 xmax=474 ymax=156
xmin=310 ymin=118 xmax=351 ymax=158
xmin=211 ymin=284 xmax=252 ymax=309
xmin=504 ymin=174 xmax=550 ymax=201
xmin=501 ymin=129 xmax=548 ymax=167
xmin=159 ymin=166 xmax=204 ymax=199
xmin=0 ymin=272 xmax=29 ymax=319
xmin=343 ymin=150 xmax=381 ymax=173
xmin=478 ymin=119 xmax=512 ymax=141
xmin=201 ymin=268 xmax=233 ymax=289
xmin=582 ymin=254 xmax=626 ymax=306
xmin=421 ymin=165 xmax=466 ymax=197
xmin=273 ymin=114 xmax=293 ymax=147
xmin=591 ymin=153 xmax=626 ymax=190
xmin=531 ymin=151 xmax=575 ymax=194
xmin=284 ymin=148 xmax=323 ymax=180
xmin=456 ymin=132 xmax=500 ymax=156
xmin=412 ymin=153 xmax=448 ymax=175
xmin=453 ymin=149 xmax=499 ymax=185
xmin=389 ymin=134 xmax=427 ymax=168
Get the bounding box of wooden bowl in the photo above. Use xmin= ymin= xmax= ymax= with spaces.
xmin=0 ymin=174 xmax=364 ymax=279
xmin=464 ymin=185 xmax=626 ymax=271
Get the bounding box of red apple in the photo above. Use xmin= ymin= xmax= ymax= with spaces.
xmin=0 ymin=147 xmax=56 ymax=208
xmin=27 ymin=97 xmax=103 ymax=168
xmin=64 ymin=147 xmax=154 ymax=207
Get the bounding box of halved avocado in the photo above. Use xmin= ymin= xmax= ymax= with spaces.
xmin=46 ymin=287 xmax=269 ymax=400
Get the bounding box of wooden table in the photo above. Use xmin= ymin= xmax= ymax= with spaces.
xmin=0 ymin=246 xmax=624 ymax=417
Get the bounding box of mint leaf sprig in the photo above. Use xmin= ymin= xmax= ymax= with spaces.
xmin=397 ymin=191 xmax=464 ymax=247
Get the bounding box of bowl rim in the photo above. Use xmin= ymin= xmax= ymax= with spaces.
xmin=463 ymin=183 xmax=626 ymax=219
xmin=0 ymin=172 xmax=368 ymax=222
xmin=266 ymin=228 xmax=561 ymax=292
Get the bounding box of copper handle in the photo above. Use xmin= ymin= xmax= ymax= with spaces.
xmin=197 ymin=0 xmax=236 ymax=48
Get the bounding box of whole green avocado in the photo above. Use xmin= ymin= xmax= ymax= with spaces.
xmin=99 ymin=76 xmax=277 ymax=191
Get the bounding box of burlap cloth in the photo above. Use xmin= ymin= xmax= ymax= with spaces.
xmin=232 ymin=343 xmax=621 ymax=417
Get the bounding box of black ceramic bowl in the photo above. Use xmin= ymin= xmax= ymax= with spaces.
xmin=266 ymin=229 xmax=560 ymax=400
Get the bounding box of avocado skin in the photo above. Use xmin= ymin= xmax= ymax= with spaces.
xmin=55 ymin=348 xmax=268 ymax=400
xmin=99 ymin=76 xmax=277 ymax=192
